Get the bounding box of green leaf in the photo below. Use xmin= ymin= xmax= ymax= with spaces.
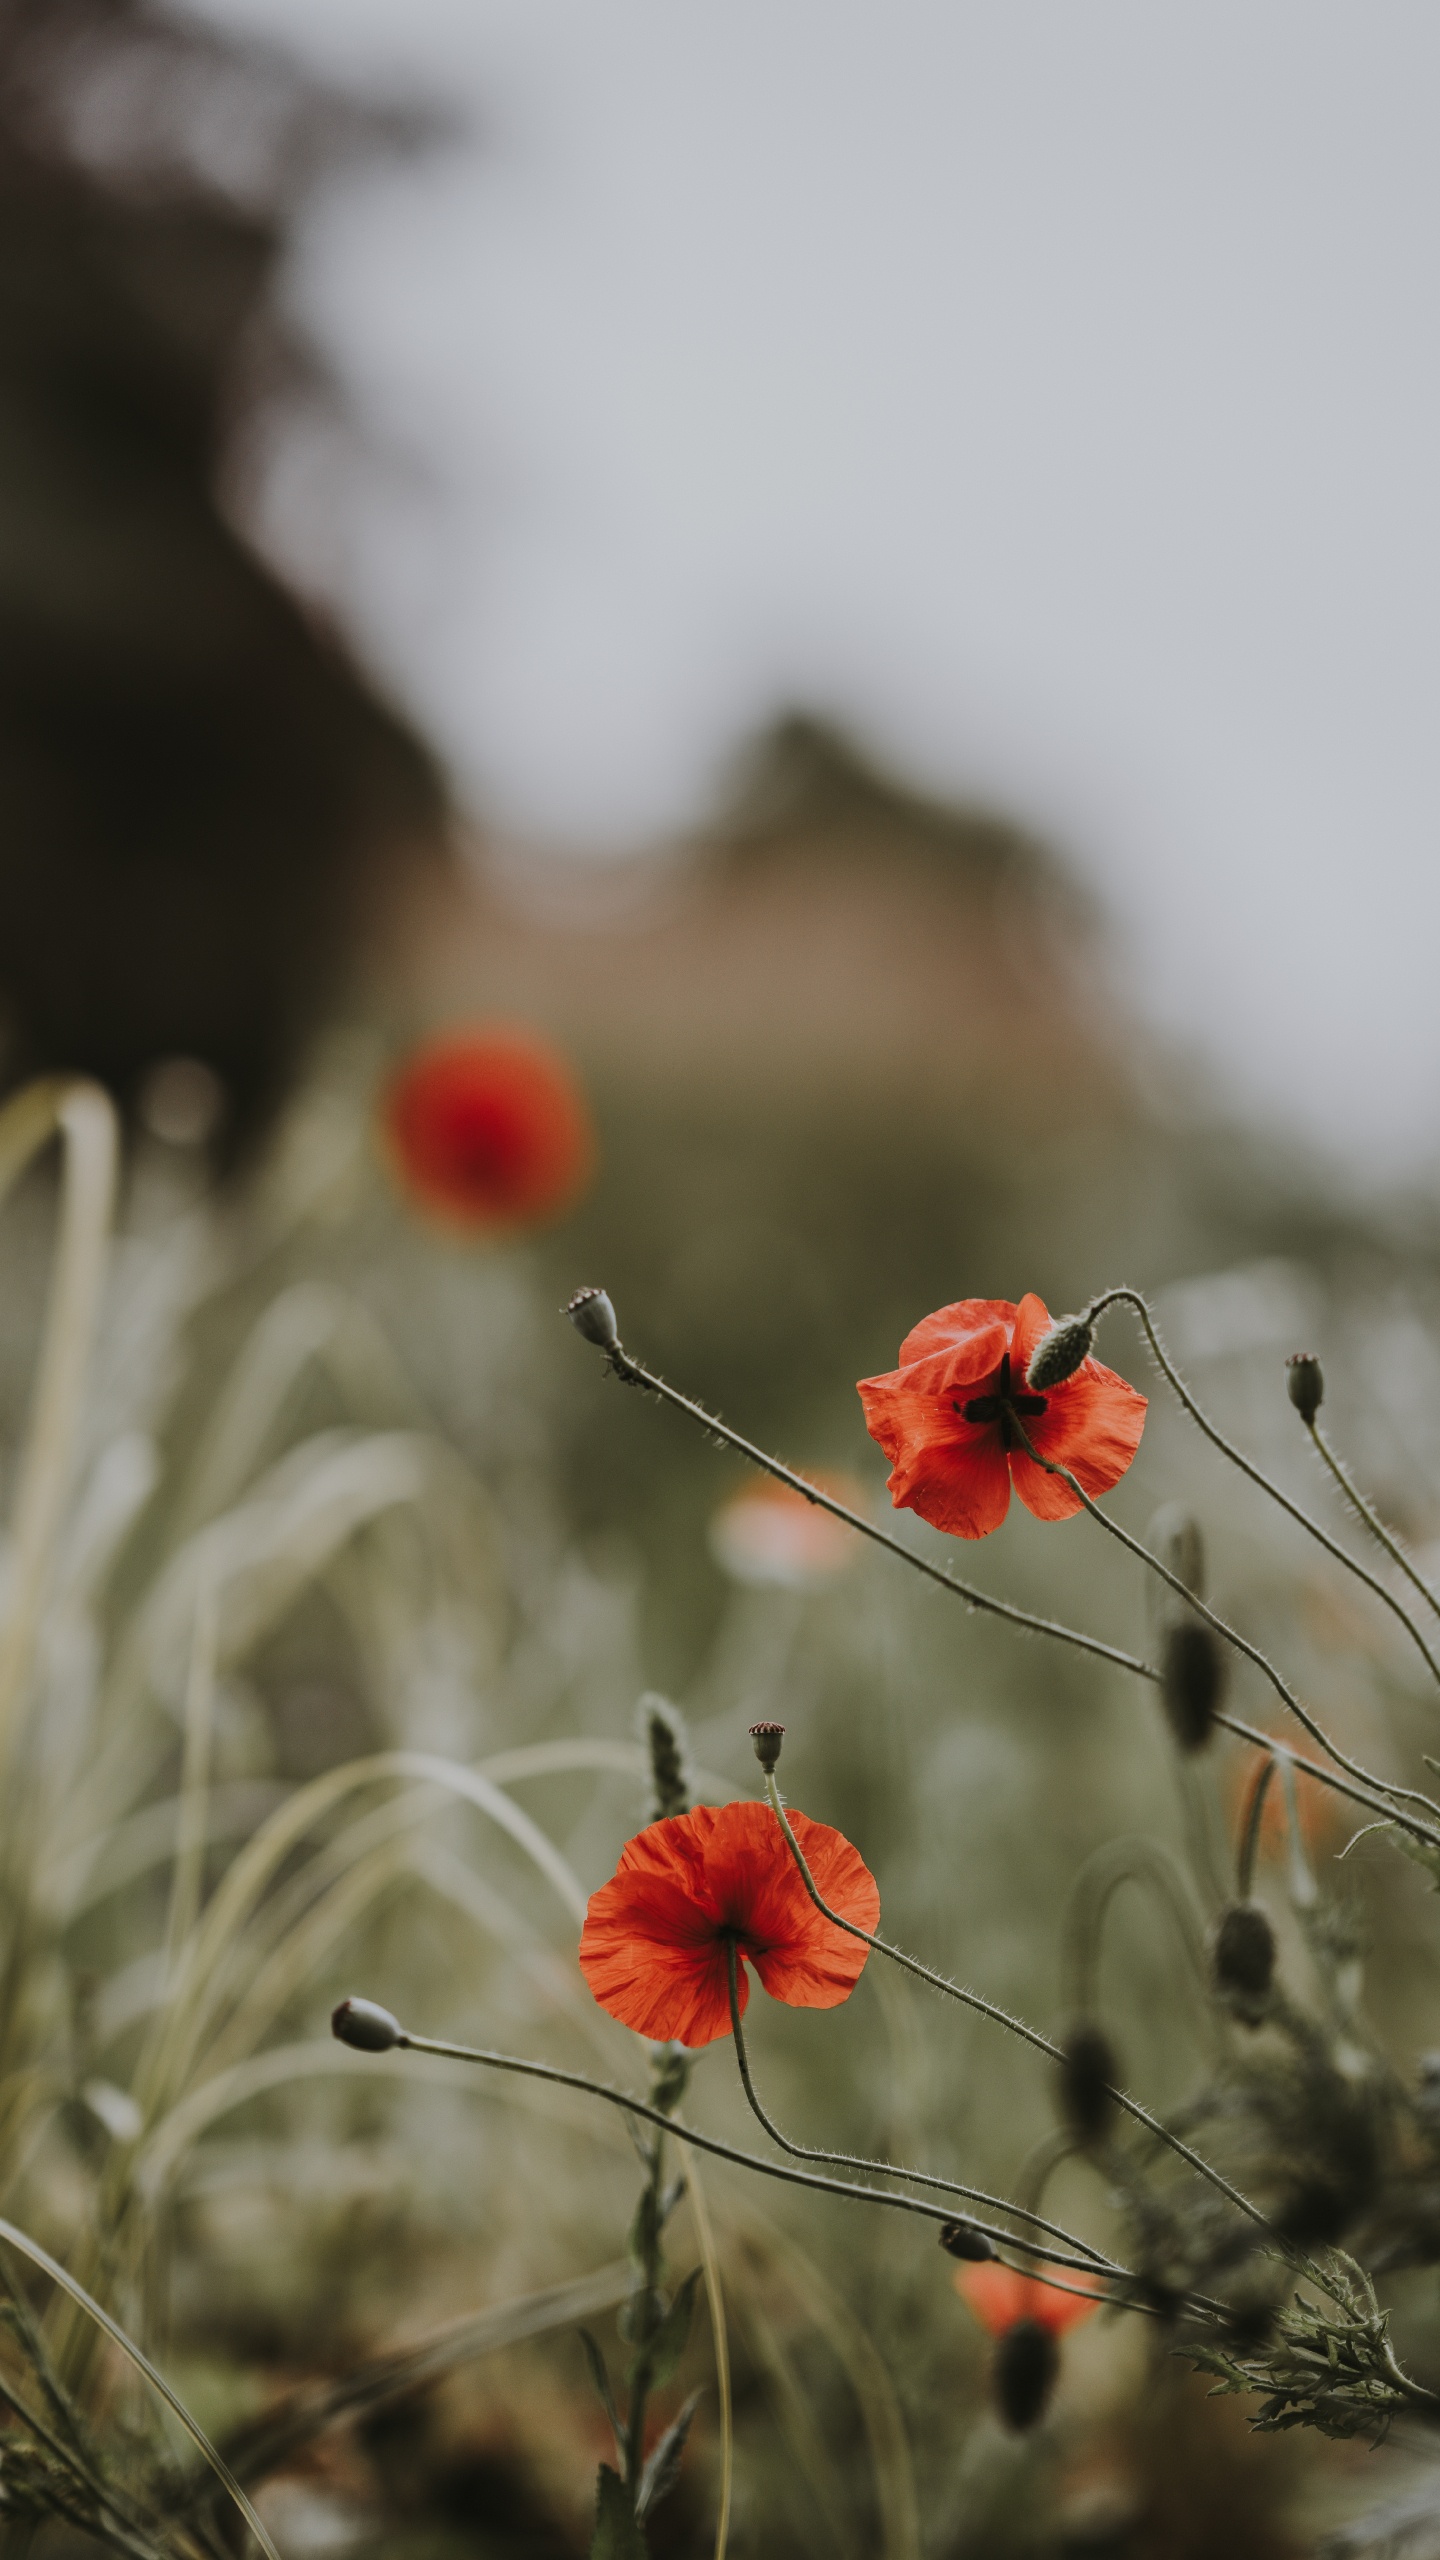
xmin=631 ymin=2268 xmax=701 ymax=2393
xmin=638 ymin=2388 xmax=702 ymax=2518
xmin=578 ymin=2329 xmax=624 ymax=2461
xmin=590 ymin=2463 xmax=648 ymax=2559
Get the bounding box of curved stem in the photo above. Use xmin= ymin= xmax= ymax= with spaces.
xmin=1007 ymin=1414 xmax=1440 ymax=1833
xmin=603 ymin=1341 xmax=1154 ymax=1683
xmin=1308 ymin=1420 xmax=1440 ymax=1627
xmin=1063 ymin=1838 xmax=1213 ymax=2025
xmin=721 ymin=1942 xmax=1118 ymax=2273
xmin=396 ymin=2028 xmax=1118 ymax=2277
xmin=1087 ymin=1287 xmax=1440 ymax=1690
xmin=760 ymin=1778 xmax=1299 ymax=2256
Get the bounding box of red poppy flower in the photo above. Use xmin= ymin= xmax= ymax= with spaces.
xmin=857 ymin=1294 xmax=1146 ymax=1541
xmin=955 ymin=2261 xmax=1102 ymax=2338
xmin=578 ymin=1800 xmax=880 ymax=2049
xmin=382 ymin=1026 xmax=595 ymax=1231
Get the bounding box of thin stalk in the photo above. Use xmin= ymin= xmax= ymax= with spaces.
xmin=391 ymin=2028 xmax=1123 ymax=2278
xmin=1086 ymin=1286 xmax=1440 ymax=1690
xmin=1007 ymin=1414 xmax=1440 ymax=1832
xmin=0 ymin=2219 xmax=279 ymax=2560
xmin=759 ymin=1778 xmax=1304 ymax=2259
xmin=601 ymin=1338 xmax=1154 ymax=1683
xmin=1307 ymin=1419 xmax=1440 ymax=1627
xmin=0 ymin=2371 xmax=167 ymax=2560
xmin=721 ymin=1941 xmax=1117 ymax=2272
xmin=1236 ymin=1753 xmax=1277 ymax=1902
xmin=622 ymin=2097 xmax=670 ymax=2496
xmin=0 ymin=1081 xmax=117 ymax=1782
xmin=675 ymin=2155 xmax=731 ymax=2560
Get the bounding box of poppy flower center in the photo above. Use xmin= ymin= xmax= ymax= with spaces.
xmin=955 ymin=1352 xmax=1048 ymax=1450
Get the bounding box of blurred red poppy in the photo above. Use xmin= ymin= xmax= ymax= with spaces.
xmin=578 ymin=1800 xmax=879 ymax=2049
xmin=955 ymin=2261 xmax=1102 ymax=2338
xmin=382 ymin=1026 xmax=594 ymax=1231
xmin=858 ymin=1293 xmax=1146 ymax=1540
xmin=709 ymin=1470 xmax=864 ymax=1588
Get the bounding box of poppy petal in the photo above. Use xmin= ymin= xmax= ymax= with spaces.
xmin=1017 ymin=1363 xmax=1148 ymax=1515
xmin=1007 ymin=1446 xmax=1087 ymax=1523
xmin=897 ymin=1301 xmax=1013 ymax=1373
xmin=857 ymin=1359 xmax=1014 ymax=1540
xmin=955 ymin=2262 xmax=1103 ymax=2336
xmin=1008 ymin=1293 xmax=1055 ymax=1381
xmin=579 ymin=1801 xmax=877 ymax=2047
xmin=748 ymin=1812 xmax=880 ymax=2008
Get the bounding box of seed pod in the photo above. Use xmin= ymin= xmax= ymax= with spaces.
xmin=938 ymin=2220 xmax=995 ymax=2263
xmin=1286 ymin=1352 xmax=1324 ymax=1425
xmin=1057 ymin=2021 xmax=1118 ymax=2148
xmin=1211 ymin=1901 xmax=1276 ymax=2014
xmin=1161 ymin=1620 xmax=1224 ymax=1752
xmin=640 ymin=1693 xmax=691 ymax=1821
xmin=993 ymin=2320 xmax=1058 ymax=2431
xmin=1025 ymin=1313 xmax=1094 ymax=1391
xmin=566 ymin=1286 xmax=620 ymax=1351
xmin=331 ymin=1996 xmax=403 ymax=2052
xmin=749 ymin=1721 xmax=786 ymax=1774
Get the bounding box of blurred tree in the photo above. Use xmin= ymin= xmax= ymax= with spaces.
xmin=0 ymin=0 xmax=448 ymax=1159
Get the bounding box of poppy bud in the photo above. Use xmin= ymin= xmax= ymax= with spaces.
xmin=939 ymin=2220 xmax=995 ymax=2263
xmin=1211 ymin=1902 xmax=1275 ymax=2014
xmin=1161 ymin=1620 xmax=1224 ymax=1752
xmin=332 ymin=1996 xmax=403 ymax=2052
xmin=749 ymin=1721 xmax=785 ymax=1773
xmin=1056 ymin=2021 xmax=1118 ymax=2148
xmin=1025 ymin=1313 xmax=1094 ymax=1392
xmin=566 ymin=1286 xmax=620 ymax=1352
xmin=1286 ymin=1353 xmax=1324 ymax=1425
xmin=993 ymin=2319 xmax=1058 ymax=2431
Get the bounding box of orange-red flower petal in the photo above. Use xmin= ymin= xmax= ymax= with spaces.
xmin=381 ymin=1025 xmax=595 ymax=1231
xmin=578 ymin=1800 xmax=879 ymax=2049
xmin=955 ymin=2261 xmax=1103 ymax=2337
xmin=858 ymin=1293 xmax=1146 ymax=1541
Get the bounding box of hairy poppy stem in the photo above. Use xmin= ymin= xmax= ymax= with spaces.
xmin=1005 ymin=1414 xmax=1440 ymax=1837
xmin=1085 ymin=1287 xmax=1440 ymax=1692
xmin=570 ymin=1300 xmax=1426 ymax=1845
xmin=581 ymin=1318 xmax=1157 ymax=1683
xmin=1305 ymin=1418 xmax=1440 ymax=1629
xmin=359 ymin=2019 xmax=1127 ymax=2277
xmin=720 ymin=1941 xmax=1119 ymax=2274
xmin=759 ymin=1778 xmax=1325 ymax=2274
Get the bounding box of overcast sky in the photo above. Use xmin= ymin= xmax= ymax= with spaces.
xmin=185 ymin=1 xmax=1440 ymax=1176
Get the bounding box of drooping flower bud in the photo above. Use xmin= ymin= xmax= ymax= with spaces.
xmin=1211 ymin=1902 xmax=1276 ymax=2016
xmin=938 ymin=2220 xmax=995 ymax=2263
xmin=1286 ymin=1352 xmax=1324 ymax=1425
xmin=566 ymin=1286 xmax=620 ymax=1352
xmin=1056 ymin=2021 xmax=1118 ymax=2148
xmin=749 ymin=1721 xmax=786 ymax=1774
xmin=332 ymin=1996 xmax=403 ymax=2052
xmin=1161 ymin=1620 xmax=1224 ymax=1752
xmin=1025 ymin=1313 xmax=1095 ymax=1392
xmin=993 ymin=2320 xmax=1058 ymax=2431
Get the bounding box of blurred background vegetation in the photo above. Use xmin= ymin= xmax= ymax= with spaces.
xmin=1 ymin=6 xmax=1439 ymax=2557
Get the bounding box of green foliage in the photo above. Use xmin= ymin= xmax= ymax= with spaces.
xmin=590 ymin=2461 xmax=649 ymax=2559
